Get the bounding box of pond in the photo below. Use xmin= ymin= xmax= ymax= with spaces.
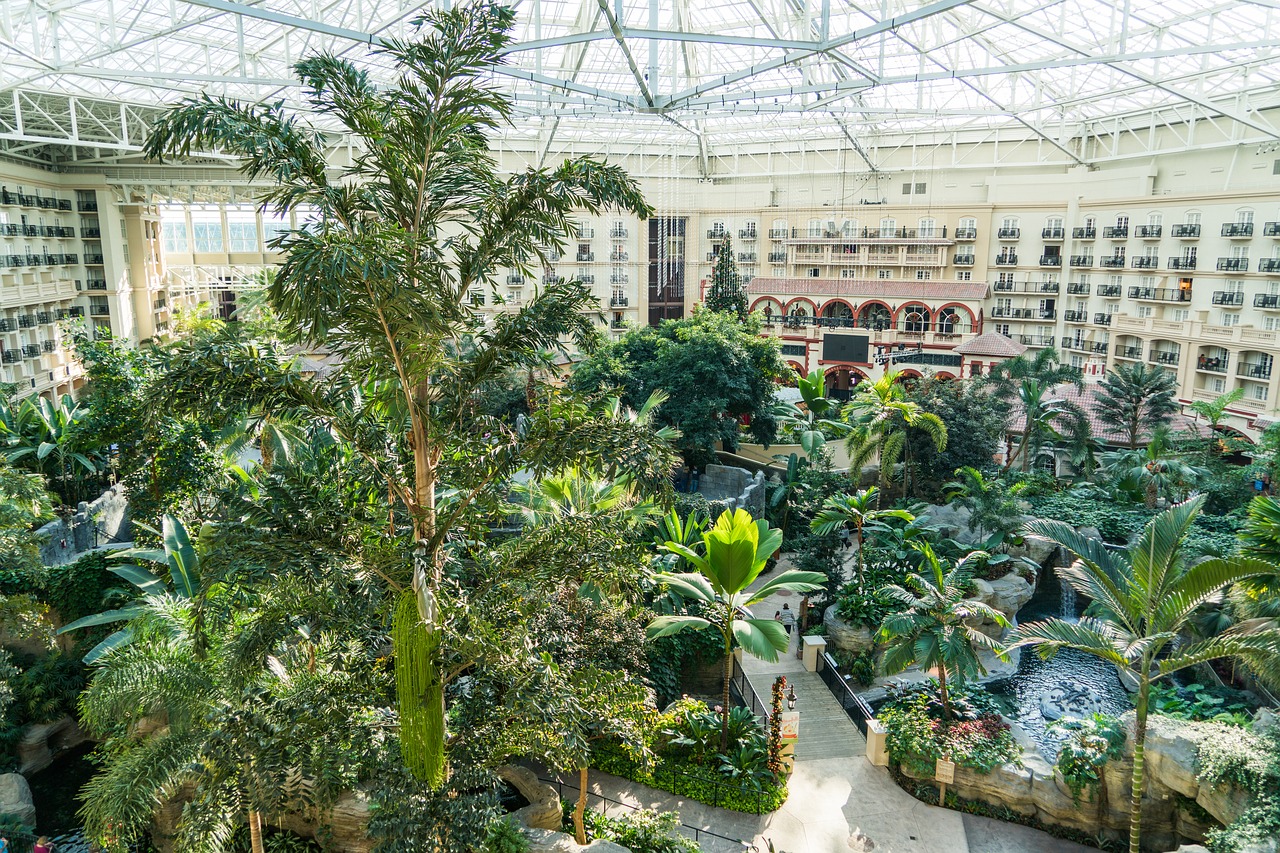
xmin=26 ymin=743 xmax=98 ymax=852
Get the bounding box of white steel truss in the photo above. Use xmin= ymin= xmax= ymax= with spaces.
xmin=1 ymin=0 xmax=1279 ymax=173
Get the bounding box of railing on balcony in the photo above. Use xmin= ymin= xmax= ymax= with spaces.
xmin=1067 ymin=283 xmax=1091 ymax=295
xmin=1222 ymin=223 xmax=1254 ymax=237
xmin=1118 ymin=346 xmax=1142 ymax=359
xmin=1213 ymin=291 xmax=1245 ymax=306
xmin=1018 ymin=335 xmax=1056 ymax=346
xmin=738 ymin=228 xmax=757 ymax=240
xmin=1094 ymin=313 xmax=1114 ymax=325
xmin=1260 ymin=259 xmax=1280 ymax=272
xmin=1039 ymin=255 xmax=1062 ymax=266
xmin=994 ymin=254 xmax=1018 ymax=266
xmin=1197 ymin=355 xmax=1228 ymax=373
xmin=84 ymin=253 xmax=104 ymax=264
xmin=1069 ymin=255 xmax=1093 ymax=267
xmin=1131 ymin=256 xmax=1159 ymax=269
xmin=1097 ymin=285 xmax=1122 ymax=297
xmin=1061 ymin=338 xmax=1086 ymax=351
xmin=1072 ymin=227 xmax=1097 ymax=239
xmin=738 ymin=253 xmax=757 ymax=262
xmin=507 ymin=274 xmax=524 ymax=285
xmin=768 ymin=252 xmax=787 ymax=262
xmin=610 ymin=274 xmax=629 ymax=284
xmin=610 ymin=296 xmax=629 ymax=307
xmin=578 ymin=274 xmax=595 ymax=284
xmin=768 ymin=228 xmax=787 ymax=239
xmin=78 ymin=199 xmax=98 ymax=212
xmin=954 ymin=227 xmax=977 ymax=240
xmin=1255 ymin=293 xmax=1280 ymax=308
xmin=1042 ymin=228 xmax=1065 ymax=239
xmin=1263 ymin=222 xmax=1280 ymax=237
xmin=1089 ymin=342 xmax=1109 ymax=354
xmin=1064 ymin=310 xmax=1088 ymax=322
xmin=997 ymin=227 xmax=1020 ymax=239
xmin=706 ymin=229 xmax=727 ymax=240
xmin=86 ymin=279 xmax=107 ymax=289
xmin=1101 ymin=256 xmax=1126 ymax=267
xmin=35 ymin=312 xmax=51 ymax=324
xmin=1171 ymin=224 xmax=1200 ymax=238
xmin=1217 ymin=257 xmax=1249 ymax=271
xmin=69 ymin=307 xmax=84 ymax=317
xmin=1103 ymin=226 xmax=1129 ymax=238
xmin=1129 ymin=287 xmax=1191 ymax=302
xmin=989 ymin=307 xmax=1032 ymax=319
xmin=610 ymin=227 xmax=628 ymax=238
xmin=41 ymin=340 xmax=54 ymax=353
xmin=21 ymin=345 xmax=40 ymax=359
xmin=952 ymin=254 xmax=975 ymax=265
xmin=1168 ymin=257 xmax=1197 ymax=270
xmin=1135 ymin=225 xmax=1163 ymax=238
xmin=1239 ymin=361 xmax=1273 ymax=380
xmin=1150 ymin=350 xmax=1180 ymax=366
xmin=576 ymin=252 xmax=595 ymax=262
xmin=610 ymin=251 xmax=628 ymax=262
xmin=17 ymin=315 xmax=35 ymax=328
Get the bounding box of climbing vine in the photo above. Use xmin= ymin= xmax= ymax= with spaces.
xmin=768 ymin=676 xmax=786 ymax=776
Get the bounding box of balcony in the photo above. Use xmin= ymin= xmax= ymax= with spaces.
xmin=1098 ymin=285 xmax=1122 ymax=297
xmin=768 ymin=228 xmax=787 ymax=239
xmin=1198 ymin=356 xmax=1228 ymax=374
xmin=1149 ymin=350 xmax=1180 ymax=366
xmin=578 ymin=274 xmax=595 ymax=284
xmin=1103 ymin=226 xmax=1129 ymax=238
xmin=610 ymin=274 xmax=629 ymax=284
xmin=1254 ymin=293 xmax=1280 ymax=309
xmin=1089 ymin=342 xmax=1109 ymax=354
xmin=1018 ymin=335 xmax=1056 ymax=347
xmin=0 ymin=351 xmax=17 ymax=365
xmin=1239 ymin=361 xmax=1273 ymax=380
xmin=1260 ymin=259 xmax=1280 ymax=272
xmin=706 ymin=229 xmax=727 ymax=241
xmin=1135 ymin=225 xmax=1163 ymax=238
xmin=63 ymin=254 xmax=78 ymax=264
xmin=610 ymin=296 xmax=629 ymax=307
xmin=1217 ymin=257 xmax=1249 ymax=271
xmin=610 ymin=251 xmax=628 ymax=262
xmin=77 ymin=199 xmax=98 ymax=212
xmin=1069 ymin=255 xmax=1093 ymax=267
xmin=1041 ymin=228 xmax=1065 ymax=240
xmin=1066 ymin=283 xmax=1090 ymax=296
xmin=952 ymin=254 xmax=975 ymax=265
xmin=1064 ymin=310 xmax=1088 ymax=323
xmin=997 ymin=227 xmax=1020 ymax=239
xmin=1222 ymin=223 xmax=1254 ymax=238
xmin=1039 ymin=255 xmax=1062 ymax=267
xmin=82 ymin=227 xmax=101 ymax=238
xmin=1061 ymin=338 xmax=1086 ymax=351
xmin=954 ymin=227 xmax=977 ymax=240
xmin=41 ymin=340 xmax=54 ymax=353
xmin=1168 ymin=257 xmax=1196 ymax=270
xmin=543 ymin=275 xmax=563 ymax=285
xmin=768 ymin=252 xmax=787 ymax=262
xmin=1072 ymin=227 xmax=1097 ymax=239
xmin=738 ymin=229 xmax=757 ymax=240
xmin=1129 ymin=287 xmax=1191 ymax=302
xmin=1212 ymin=291 xmax=1245 ymax=306
xmin=86 ymin=279 xmax=107 ymax=290
xmin=84 ymin=253 xmax=105 ymax=265
xmin=576 ymin=252 xmax=595 ymax=262
xmin=738 ymin=253 xmax=757 ymax=263
xmin=1093 ymin=313 xmax=1114 ymax=325
xmin=994 ymin=254 xmax=1018 ymax=266
xmin=1117 ymin=346 xmax=1142 ymax=360
xmin=506 ymin=274 xmax=524 ymax=285
xmin=1101 ymin=256 xmax=1126 ymax=268
xmin=35 ymin=312 xmax=51 ymax=324
xmin=89 ymin=305 xmax=110 ymax=316
xmin=1171 ymin=224 xmax=1201 ymax=238
xmin=990 ymin=307 xmax=1034 ymax=319
xmin=17 ymin=315 xmax=34 ymax=328
xmin=69 ymin=307 xmax=84 ymax=318
xmin=610 ymin=227 xmax=628 ymax=239
xmin=1131 ymin=256 xmax=1159 ymax=269
xmin=55 ymin=309 xmax=69 ymax=320
xmin=21 ymin=345 xmax=40 ymax=359
xmin=58 ymin=200 xmax=71 ymax=211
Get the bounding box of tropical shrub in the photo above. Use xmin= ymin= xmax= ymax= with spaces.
xmin=878 ymin=690 xmax=1020 ymax=776
xmin=1149 ymin=682 xmax=1256 ymax=726
xmin=569 ymin=806 xmax=699 ymax=853
xmin=1050 ymin=714 xmax=1126 ymax=804
xmin=482 ymin=819 xmax=530 ymax=853
xmin=1198 ymin=723 xmax=1280 ymax=852
xmin=10 ymin=650 xmax=84 ymax=724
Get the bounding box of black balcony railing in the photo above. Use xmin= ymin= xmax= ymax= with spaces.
xmin=610 ymin=296 xmax=629 ymax=307
xmin=706 ymin=229 xmax=727 ymax=240
xmin=41 ymin=340 xmax=54 ymax=353
xmin=1198 ymin=356 xmax=1228 ymax=374
xmin=990 ymin=307 xmax=1034 ymax=319
xmin=1018 ymin=334 xmax=1056 ymax=346
xmin=610 ymin=252 xmax=628 ymax=261
xmin=1129 ymin=287 xmax=1191 ymax=302
xmin=1255 ymin=293 xmax=1280 ymax=308
xmin=1131 ymin=256 xmax=1159 ymax=269
xmin=86 ymin=279 xmax=107 ymax=290
xmin=17 ymin=315 xmax=34 ymax=328
xmin=1042 ymin=228 xmax=1065 ymax=239
xmin=1069 ymin=255 xmax=1093 ymax=266
xmin=1239 ymin=362 xmax=1273 ymax=380
xmin=1094 ymin=313 xmax=1113 ymax=325
xmin=69 ymin=307 xmax=84 ymax=317
xmin=1072 ymin=227 xmax=1097 ymax=239
xmin=995 ymin=254 xmax=1018 ymax=266
xmin=84 ymin=253 xmax=104 ymax=265
xmin=997 ymin=227 xmax=1020 ymax=239
xmin=576 ymin=252 xmax=594 ymax=262
xmin=1172 ymin=224 xmax=1201 ymax=238
xmin=1067 ymin=283 xmax=1091 ymax=295
xmin=578 ymin=274 xmax=594 ymax=284
xmin=1064 ymin=310 xmax=1088 ymax=322
xmin=1102 ymin=256 xmax=1126 ymax=267
xmin=1103 ymin=226 xmax=1129 ymax=238
xmin=768 ymin=252 xmax=787 ymax=262
xmin=1039 ymin=255 xmax=1062 ymax=266
xmin=610 ymin=227 xmax=628 ymax=238
xmin=1136 ymin=225 xmax=1163 ymax=238
xmin=1118 ymin=346 xmax=1142 ymax=359
xmin=506 ymin=274 xmax=524 ymax=285
xmin=1169 ymin=257 xmax=1197 ymax=270
xmin=953 ymin=254 xmax=975 ymax=265
xmin=35 ymin=312 xmax=51 ymax=324
xmin=1213 ymin=291 xmax=1245 ymax=306
xmin=738 ymin=229 xmax=757 ymax=240
xmin=737 ymin=253 xmax=757 ymax=262
xmin=768 ymin=228 xmax=787 ymax=239
xmin=21 ymin=345 xmax=40 ymax=359
xmin=78 ymin=199 xmax=98 ymax=212
xmin=1098 ymin=285 xmax=1122 ymax=297
xmin=1217 ymin=257 xmax=1249 ymax=271
xmin=1260 ymin=259 xmax=1280 ymax=272
xmin=1222 ymin=223 xmax=1254 ymax=237
xmin=89 ymin=305 xmax=110 ymax=316
xmin=954 ymin=227 xmax=977 ymax=240
xmin=82 ymin=227 xmax=101 ymax=238
xmin=1150 ymin=350 xmax=1180 ymax=365
xmin=610 ymin=275 xmax=628 ymax=284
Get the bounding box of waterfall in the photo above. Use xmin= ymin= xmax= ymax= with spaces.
xmin=1056 ymin=548 xmax=1078 ymax=622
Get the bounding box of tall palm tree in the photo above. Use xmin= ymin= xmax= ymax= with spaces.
xmin=648 ymin=509 xmax=824 ymax=750
xmin=810 ymin=487 xmax=914 ymax=585
xmin=986 ymin=348 xmax=1084 ymax=473
xmin=1099 ymin=426 xmax=1203 ymax=509
xmin=144 ymin=4 xmax=667 ymax=785
xmin=1011 ymin=497 xmax=1280 ymax=853
xmin=1094 ymin=362 xmax=1180 ymax=450
xmin=1188 ymin=388 xmax=1245 ymax=460
xmin=878 ymin=542 xmax=1008 ymax=721
xmin=844 ymin=371 xmax=947 ymax=501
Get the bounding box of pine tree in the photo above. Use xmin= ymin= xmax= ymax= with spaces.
xmin=705 ymin=236 xmax=748 ymax=319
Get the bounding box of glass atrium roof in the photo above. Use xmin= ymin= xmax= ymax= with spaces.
xmin=1 ymin=0 xmax=1279 ymax=164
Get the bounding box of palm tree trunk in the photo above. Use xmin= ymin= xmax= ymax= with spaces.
xmin=855 ymin=524 xmax=865 ymax=587
xmin=1129 ymin=678 xmax=1150 ymax=853
xmin=721 ymin=605 xmax=734 ymax=754
xmin=937 ymin=665 xmax=952 ymax=723
xmin=248 ymin=808 xmax=265 ymax=853
xmin=573 ymin=765 xmax=589 ymax=845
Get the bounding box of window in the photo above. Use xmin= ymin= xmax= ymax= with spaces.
xmin=918 ymin=218 xmax=936 ymax=237
xmin=916 ymin=269 xmax=931 ymax=280
xmin=162 ymin=221 xmax=188 ymax=253
xmin=877 ymin=269 xmax=892 ymax=279
xmin=1045 ymin=216 xmax=1064 ymax=230
xmin=227 ymin=219 xmax=258 ymax=252
xmin=1211 ymin=378 xmax=1226 ymax=393
xmin=902 ymin=182 xmax=913 ymax=195
xmin=995 ymin=324 xmax=1011 ymax=336
xmin=996 ymin=298 xmax=1012 ymax=311
xmin=958 ymin=216 xmax=977 ymax=232
xmin=808 ymin=219 xmax=823 ymax=237
xmin=1116 ymin=215 xmax=1130 ymax=229
xmin=808 ymin=268 xmax=820 ymax=277
xmin=1225 ymin=280 xmax=1245 ymax=293
xmin=1267 ymin=316 xmax=1280 ymax=331
xmin=841 ymin=268 xmax=859 ymax=279
xmin=841 ymin=220 xmax=858 ymax=237
xmin=915 ymin=182 xmax=926 ymax=194
xmin=1172 ymin=309 xmax=1190 ymax=322
xmin=262 ymin=217 xmax=289 ymax=247
xmin=191 ymin=219 xmax=223 ymax=252
xmin=1137 ymin=306 xmax=1154 ymax=318
xmin=1147 ymin=212 xmax=1162 ymax=226
xmin=772 ymin=266 xmax=785 ymax=277
xmin=666 ymin=236 xmax=684 ymax=258
xmin=1186 ymin=212 xmax=1201 ymax=225
xmin=1069 ymin=355 xmax=1084 ymax=369
xmin=997 ymin=272 xmax=1014 ymax=285
xmin=1001 ymin=216 xmax=1019 ymax=230
xmin=1222 ymin=313 xmax=1240 ymax=326
xmin=957 ymin=271 xmax=971 ymax=281
xmin=1085 ymin=216 xmax=1097 ymax=229
xmin=879 ymin=218 xmax=897 ymax=237
xmin=1239 ymin=210 xmax=1255 ymax=224
xmin=1252 ymin=384 xmax=1269 ymax=401
xmin=1232 ymin=245 xmax=1249 ymax=259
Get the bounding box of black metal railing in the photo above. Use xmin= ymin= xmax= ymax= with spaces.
xmin=1101 ymin=256 xmax=1126 ymax=267
xmin=1067 ymin=283 xmax=1090 ymax=294
xmin=1213 ymin=291 xmax=1245 ymax=306
xmin=1094 ymin=313 xmax=1113 ymax=325
xmin=1169 ymin=257 xmax=1196 ymax=270
xmin=997 ymin=227 xmax=1020 ymax=239
xmin=1131 ymin=256 xmax=1159 ymax=269
xmin=1072 ymin=227 xmax=1096 ymax=239
xmin=994 ymin=254 xmax=1017 ymax=265
xmin=954 ymin=227 xmax=977 ymax=240
xmin=816 ymin=652 xmax=873 ymax=736
xmin=1039 ymin=255 xmax=1062 ymax=266
xmin=728 ymin=656 xmax=771 ymax=723
xmin=1171 ymin=224 xmax=1201 ymax=238
xmin=1041 ymin=227 xmax=1065 ymax=239
xmin=1255 ymin=293 xmax=1280 ymax=308
xmin=1097 ymin=285 xmax=1122 ymax=297
xmin=1260 ymin=259 xmax=1280 ymax=272
xmin=1103 ymin=226 xmax=1129 ymax=238
xmin=1239 ymin=362 xmax=1273 ymax=380
xmin=1217 ymin=257 xmax=1249 ymax=271
xmin=1069 ymin=255 xmax=1092 ymax=266
xmin=952 ymin=254 xmax=975 ymax=265
xmin=1222 ymin=223 xmax=1254 ymax=237
xmin=1135 ymin=225 xmax=1162 ymax=238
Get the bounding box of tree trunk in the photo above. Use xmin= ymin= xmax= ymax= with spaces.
xmin=937 ymin=665 xmax=952 ymax=723
xmin=855 ymin=524 xmax=865 ymax=588
xmin=1129 ymin=678 xmax=1150 ymax=853
xmin=248 ymin=808 xmax=265 ymax=853
xmin=573 ymin=765 xmax=589 ymax=845
xmin=721 ymin=607 xmax=734 ymax=754
xmin=259 ymin=418 xmax=274 ymax=470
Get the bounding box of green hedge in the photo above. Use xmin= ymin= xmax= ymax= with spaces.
xmin=592 ymin=742 xmax=787 ymax=814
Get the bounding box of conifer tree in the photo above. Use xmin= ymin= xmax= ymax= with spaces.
xmin=705 ymin=236 xmax=748 ymax=319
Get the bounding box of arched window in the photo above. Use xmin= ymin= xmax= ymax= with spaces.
xmin=858 ymin=303 xmax=892 ymax=330
xmin=879 ymin=218 xmax=897 ymax=237
xmin=936 ymin=307 xmax=964 ymax=334
xmin=901 ymin=305 xmax=930 ymax=333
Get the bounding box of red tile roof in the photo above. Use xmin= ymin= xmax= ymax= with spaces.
xmin=1006 ymin=383 xmax=1212 ymax=445
xmin=953 ymin=332 xmax=1028 ymax=357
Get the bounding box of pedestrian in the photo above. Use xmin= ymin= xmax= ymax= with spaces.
xmin=0 ymin=835 xmax=9 ymax=853
xmin=34 ymin=836 xmax=53 ymax=853
xmin=774 ymin=610 xmax=782 ymax=623
xmin=780 ymin=603 xmax=796 ymax=636
xmin=1255 ymin=472 xmax=1267 ymax=496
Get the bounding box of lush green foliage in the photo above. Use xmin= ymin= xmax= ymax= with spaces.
xmin=879 ymin=690 xmax=1021 ymax=776
xmin=1148 ymin=682 xmax=1256 ymax=726
xmin=568 ymin=806 xmax=700 ymax=853
xmin=569 ymin=310 xmax=786 ymax=465
xmin=984 ymin=348 xmax=1085 ymax=473
xmin=1197 ymin=723 xmax=1280 ymax=852
xmin=481 ymin=820 xmax=529 ymax=853
xmin=1050 ymin=714 xmax=1126 ymax=804
xmin=1093 ymin=362 xmax=1180 ymax=451
xmin=1027 ymin=492 xmax=1241 ymax=557
xmin=903 ymin=378 xmax=1004 ymax=499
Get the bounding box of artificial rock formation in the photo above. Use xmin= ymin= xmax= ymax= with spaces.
xmin=0 ymin=773 xmax=36 ymax=828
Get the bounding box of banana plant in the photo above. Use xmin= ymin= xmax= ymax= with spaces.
xmin=648 ymin=509 xmax=824 ymax=751
xmin=773 ymin=368 xmax=850 ymax=461
xmin=58 ymin=514 xmax=204 ymax=663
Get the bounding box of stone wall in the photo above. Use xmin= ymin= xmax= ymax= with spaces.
xmin=898 ymin=713 xmax=1252 ymax=851
xmin=36 ymin=484 xmax=131 ymax=565
xmin=697 ymin=464 xmax=766 ymax=518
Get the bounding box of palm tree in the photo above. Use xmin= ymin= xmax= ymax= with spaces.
xmin=1011 ymin=497 xmax=1280 ymax=853
xmin=774 ymin=368 xmax=851 ymax=463
xmin=1099 ymin=426 xmax=1203 ymax=509
xmin=648 ymin=509 xmax=824 ymax=750
xmin=144 ymin=4 xmax=666 ymax=785
xmin=877 ymin=542 xmax=1008 ymax=721
xmin=986 ymin=349 xmax=1084 ymax=473
xmin=1188 ymin=388 xmax=1245 ymax=460
xmin=1094 ymin=362 xmax=1180 ymax=451
xmin=810 ymin=488 xmax=914 ymax=585
xmin=844 ymin=371 xmax=947 ymax=501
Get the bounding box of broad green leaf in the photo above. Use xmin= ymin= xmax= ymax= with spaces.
xmin=646 ymin=615 xmax=711 ymax=639
xmin=109 ymin=564 xmax=167 ymax=595
xmin=82 ymin=628 xmax=134 ymax=664
xmin=731 ymin=618 xmax=789 ymax=661
xmin=58 ymin=606 xmax=145 ymax=634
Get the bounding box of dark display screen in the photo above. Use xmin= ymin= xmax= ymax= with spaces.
xmin=822 ymin=333 xmax=870 ymax=363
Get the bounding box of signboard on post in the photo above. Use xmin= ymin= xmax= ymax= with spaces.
xmin=779 ymin=711 xmax=800 ymax=741
xmin=935 ymin=758 xmax=955 ymax=784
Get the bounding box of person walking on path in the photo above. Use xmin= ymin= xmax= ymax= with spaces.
xmin=779 ymin=603 xmax=796 ymax=648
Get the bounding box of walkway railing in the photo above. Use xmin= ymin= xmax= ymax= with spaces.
xmin=816 ymin=652 xmax=874 ymax=736
xmin=539 ymin=775 xmax=751 ymax=850
xmin=728 ymin=655 xmax=772 ymax=722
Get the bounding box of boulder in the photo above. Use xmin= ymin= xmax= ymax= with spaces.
xmin=1144 ymin=721 xmax=1201 ymax=799
xmin=823 ymin=605 xmax=875 ymax=654
xmin=523 ymin=827 xmax=631 ymax=852
xmin=1010 ymin=535 xmax=1058 ymax=568
xmin=498 ymin=764 xmax=562 ymax=832
xmin=986 ymin=572 xmax=1034 ymax=617
xmin=1077 ymin=526 xmax=1103 ymax=542
xmin=0 ymin=773 xmax=36 ymax=828
xmin=17 ymin=715 xmax=91 ymax=774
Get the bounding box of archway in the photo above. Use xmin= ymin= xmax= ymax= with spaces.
xmin=857 ymin=302 xmax=892 ymax=331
